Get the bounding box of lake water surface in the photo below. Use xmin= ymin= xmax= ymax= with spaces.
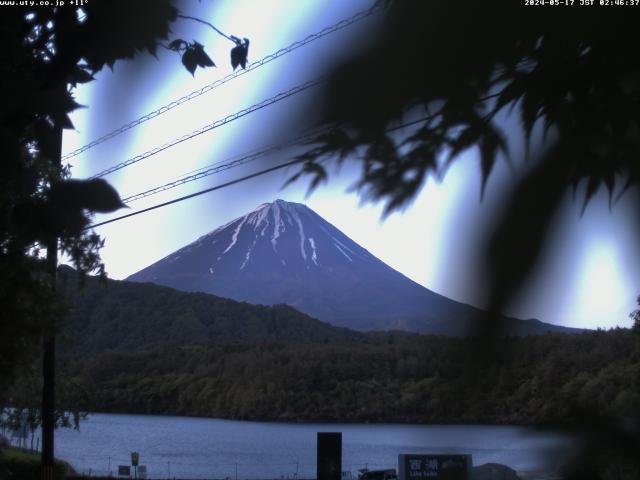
xmin=51 ymin=413 xmax=575 ymax=479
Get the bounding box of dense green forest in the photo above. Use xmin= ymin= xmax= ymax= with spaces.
xmin=42 ymin=271 xmax=640 ymax=425
xmin=57 ymin=329 xmax=639 ymax=425
xmin=57 ymin=267 xmax=364 ymax=354
xmin=4 ymin=270 xmax=635 ymax=427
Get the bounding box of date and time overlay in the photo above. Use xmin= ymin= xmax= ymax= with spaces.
xmin=1 ymin=0 xmax=639 ymax=8
xmin=525 ymin=0 xmax=639 ymax=6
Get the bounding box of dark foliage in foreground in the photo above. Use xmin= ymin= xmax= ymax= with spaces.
xmin=294 ymin=3 xmax=640 ymax=476
xmin=0 ymin=448 xmax=73 ymax=480
xmin=300 ymin=1 xmax=640 ymax=216
xmin=0 ymin=0 xmax=232 ymax=394
xmin=58 ymin=329 xmax=638 ymax=426
xmin=0 ymin=0 xmax=181 ymax=392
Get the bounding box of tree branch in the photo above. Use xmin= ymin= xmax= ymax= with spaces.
xmin=177 ymin=14 xmax=234 ymax=43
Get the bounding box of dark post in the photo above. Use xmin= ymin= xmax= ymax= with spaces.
xmin=41 ymin=115 xmax=63 ymax=480
xmin=317 ymin=432 xmax=342 ymax=480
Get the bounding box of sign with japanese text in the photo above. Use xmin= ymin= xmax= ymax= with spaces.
xmin=398 ymin=454 xmax=471 ymax=480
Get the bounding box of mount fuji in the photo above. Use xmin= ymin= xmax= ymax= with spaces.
xmin=128 ymin=199 xmax=575 ymax=335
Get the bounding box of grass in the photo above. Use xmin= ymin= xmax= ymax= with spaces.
xmin=0 ymin=446 xmax=75 ymax=480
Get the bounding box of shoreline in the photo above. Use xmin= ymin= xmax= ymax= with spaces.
xmin=2 ymin=442 xmax=563 ymax=480
xmin=68 ymin=409 xmax=559 ymax=428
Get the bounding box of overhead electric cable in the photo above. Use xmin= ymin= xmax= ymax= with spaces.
xmin=121 ymin=131 xmax=319 ymax=203
xmin=119 ymin=116 xmax=430 ymax=203
xmin=90 ymin=78 xmax=323 ymax=179
xmin=87 ymin=115 xmax=435 ymax=230
xmin=62 ymin=4 xmax=382 ymax=161
xmin=87 ymin=157 xmax=307 ymax=230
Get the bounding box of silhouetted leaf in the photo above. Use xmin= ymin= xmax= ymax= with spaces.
xmin=581 ymin=176 xmax=601 ymax=214
xmin=304 ymin=162 xmax=328 ymax=196
xmin=478 ymin=127 xmax=507 ymax=196
xmin=168 ymin=39 xmax=186 ymax=51
xmin=181 ymin=42 xmax=215 ymax=75
xmin=230 ymin=37 xmax=249 ymax=70
xmin=282 ymin=169 xmax=306 ymax=190
xmin=486 ymin=144 xmax=569 ymax=315
xmin=70 ymin=67 xmax=94 ymax=87
xmin=283 ymin=160 xmax=327 ymax=196
xmin=50 ymin=178 xmax=128 ymax=213
xmin=520 ymin=92 xmax=541 ymax=155
xmin=492 ymin=74 xmax=526 ymax=116
xmin=447 ymin=126 xmax=480 ymax=163
xmin=181 ymin=48 xmax=198 ymax=75
xmin=303 ymin=128 xmax=358 ymax=164
xmin=190 ymin=41 xmax=215 ymax=68
xmin=79 ymin=0 xmax=178 ymax=72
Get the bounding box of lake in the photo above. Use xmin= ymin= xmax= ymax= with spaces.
xmin=48 ymin=413 xmax=575 ymax=479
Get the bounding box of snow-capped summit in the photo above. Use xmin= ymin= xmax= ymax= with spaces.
xmin=206 ymin=199 xmax=379 ymax=271
xmin=128 ymin=199 xmax=576 ymax=335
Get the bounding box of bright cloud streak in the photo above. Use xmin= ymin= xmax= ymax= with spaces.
xmin=60 ymin=1 xmax=640 ymax=330
xmin=570 ymin=240 xmax=633 ymax=329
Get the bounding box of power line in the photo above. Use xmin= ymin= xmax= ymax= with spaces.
xmin=121 ymin=131 xmax=319 ymax=203
xmin=120 ymin=143 xmax=288 ymax=203
xmin=90 ymin=78 xmax=323 ymax=179
xmin=142 ymin=141 xmax=283 ymax=185
xmin=61 ymin=4 xmax=382 ymax=162
xmin=124 ymin=122 xmax=326 ymax=185
xmin=119 ymin=116 xmax=431 ymax=204
xmin=87 ymin=157 xmax=306 ymax=230
xmin=87 ymin=115 xmax=434 ymax=230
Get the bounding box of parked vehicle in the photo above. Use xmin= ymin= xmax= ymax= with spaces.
xmin=358 ymin=468 xmax=398 ymax=480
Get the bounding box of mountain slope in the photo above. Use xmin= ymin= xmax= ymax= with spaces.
xmin=128 ymin=199 xmax=578 ymax=335
xmin=58 ymin=267 xmax=363 ymax=355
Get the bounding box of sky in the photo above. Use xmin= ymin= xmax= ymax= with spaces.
xmin=62 ymin=0 xmax=639 ymax=330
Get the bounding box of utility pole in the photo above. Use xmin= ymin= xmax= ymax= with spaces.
xmin=41 ymin=104 xmax=63 ymax=480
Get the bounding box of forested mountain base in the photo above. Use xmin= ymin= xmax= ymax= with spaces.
xmin=59 ymin=329 xmax=639 ymax=425
xmin=57 ymin=269 xmax=364 ymax=354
